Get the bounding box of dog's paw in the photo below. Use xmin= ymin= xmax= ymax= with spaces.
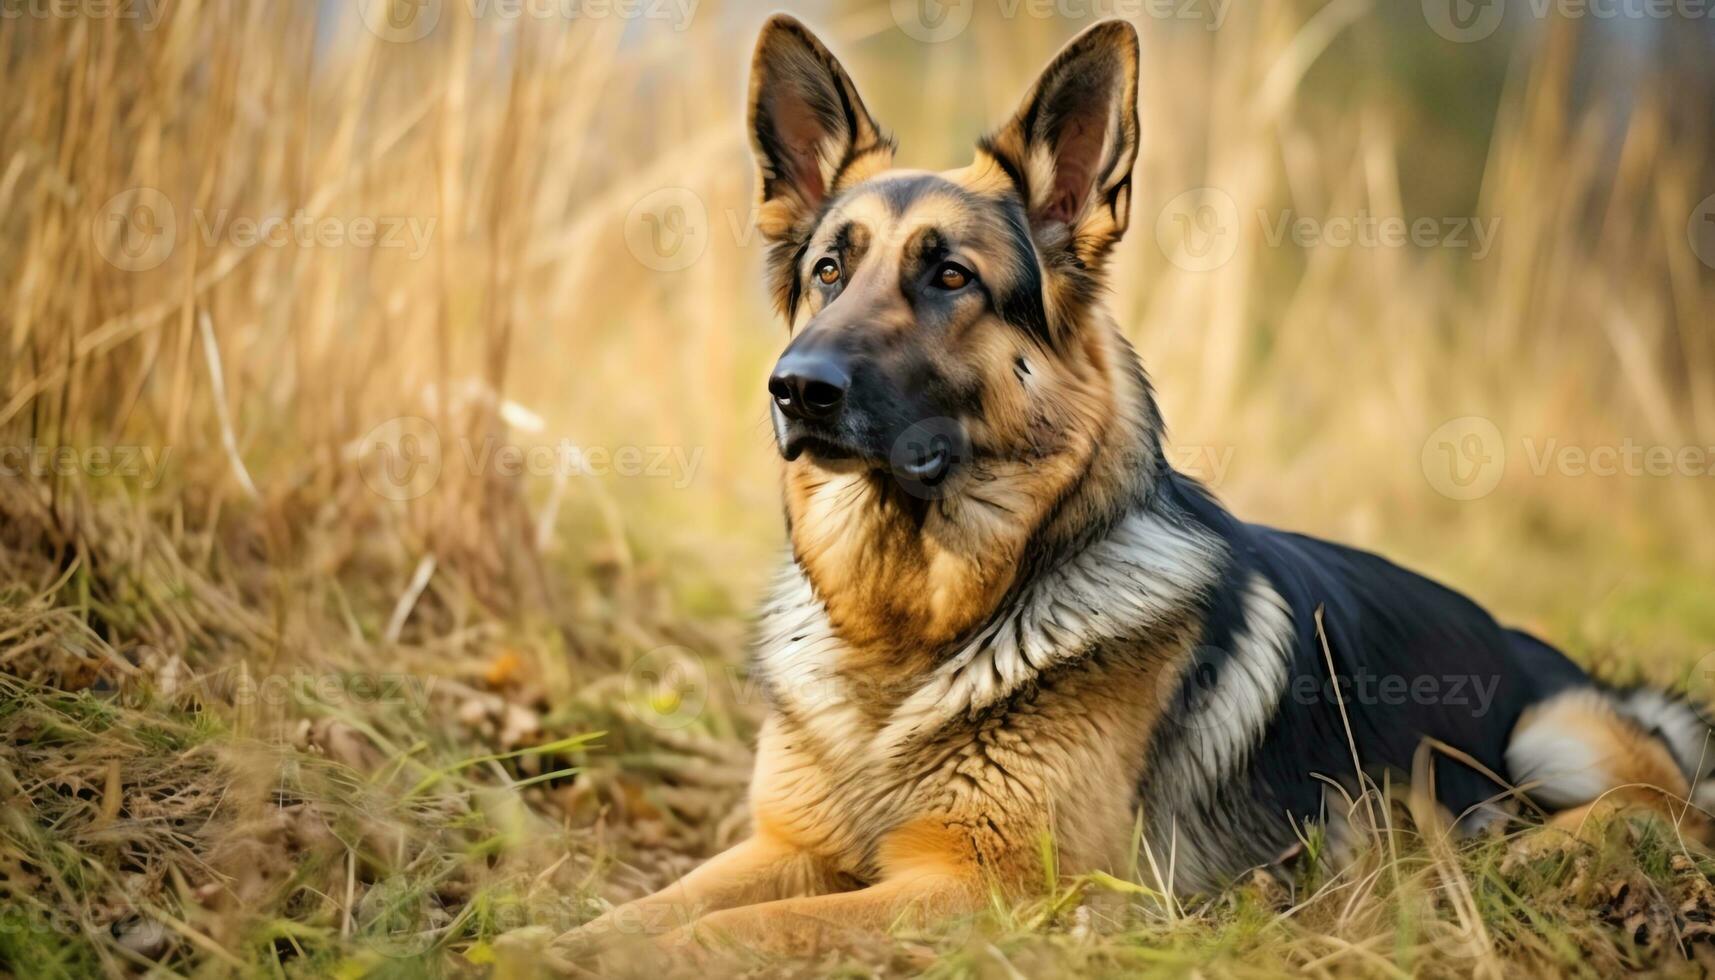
xmin=545 ymin=922 xmax=605 ymax=961
xmin=492 ymin=925 xmax=582 ymax=977
xmin=648 ymin=921 xmax=730 ymax=968
xmin=1502 ymin=826 xmax=1587 ymax=873
xmin=546 ymin=912 xmax=715 ymax=975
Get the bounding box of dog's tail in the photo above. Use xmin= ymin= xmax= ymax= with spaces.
xmin=1505 ymin=641 xmax=1715 ymax=833
xmin=1607 ymin=686 xmax=1715 ymax=810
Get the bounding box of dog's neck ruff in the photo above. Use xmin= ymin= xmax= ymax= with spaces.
xmin=756 ymin=499 xmax=1226 ymax=753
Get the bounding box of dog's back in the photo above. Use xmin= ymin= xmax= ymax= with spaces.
xmin=1142 ymin=470 xmax=1712 ymax=889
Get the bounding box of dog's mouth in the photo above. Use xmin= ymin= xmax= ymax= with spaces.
xmin=780 ymin=429 xmax=960 ymax=488
xmin=781 ymin=432 xmax=865 ymax=465
xmin=773 ymin=406 xmax=967 ymax=489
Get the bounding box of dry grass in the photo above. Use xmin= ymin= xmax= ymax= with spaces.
xmin=2 ymin=1 xmax=1713 ymax=977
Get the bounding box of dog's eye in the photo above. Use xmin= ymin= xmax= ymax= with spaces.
xmin=813 ymin=258 xmax=841 ymax=285
xmin=935 ymin=263 xmax=973 ymax=290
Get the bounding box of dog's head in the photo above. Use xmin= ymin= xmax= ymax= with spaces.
xmin=750 ymin=16 xmax=1140 ymax=492
xmin=748 ymin=16 xmax=1150 ymax=649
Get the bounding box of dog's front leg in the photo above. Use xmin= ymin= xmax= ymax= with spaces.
xmin=557 ymin=834 xmax=840 ymax=954
xmin=655 ymin=864 xmax=980 ymax=962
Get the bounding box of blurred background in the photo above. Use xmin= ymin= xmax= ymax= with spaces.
xmin=3 ymin=0 xmax=1715 ymax=974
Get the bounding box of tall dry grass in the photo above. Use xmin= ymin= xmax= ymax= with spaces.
xmin=2 ymin=0 xmax=1714 ymax=975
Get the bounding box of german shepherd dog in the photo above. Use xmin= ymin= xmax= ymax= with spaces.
xmin=574 ymin=14 xmax=1714 ymax=962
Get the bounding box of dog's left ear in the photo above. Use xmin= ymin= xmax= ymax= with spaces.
xmin=980 ymin=20 xmax=1140 ymax=265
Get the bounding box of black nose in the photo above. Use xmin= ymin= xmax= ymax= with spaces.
xmin=768 ymin=352 xmax=850 ymax=421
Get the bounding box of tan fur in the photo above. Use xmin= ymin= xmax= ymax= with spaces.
xmin=779 ymin=171 xmax=1128 ymax=656
xmin=557 ymin=617 xmax=1198 ymax=966
xmin=1512 ymin=695 xmax=1714 ymax=844
xmin=555 ymin=19 xmax=1715 ymax=970
xmin=559 ymin=18 xmax=1191 ymax=967
xmin=598 ymin=651 xmax=1177 ymax=963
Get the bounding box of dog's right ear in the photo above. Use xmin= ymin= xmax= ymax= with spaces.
xmin=980 ymin=20 xmax=1139 ymax=270
xmin=748 ymin=15 xmax=891 ymax=250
